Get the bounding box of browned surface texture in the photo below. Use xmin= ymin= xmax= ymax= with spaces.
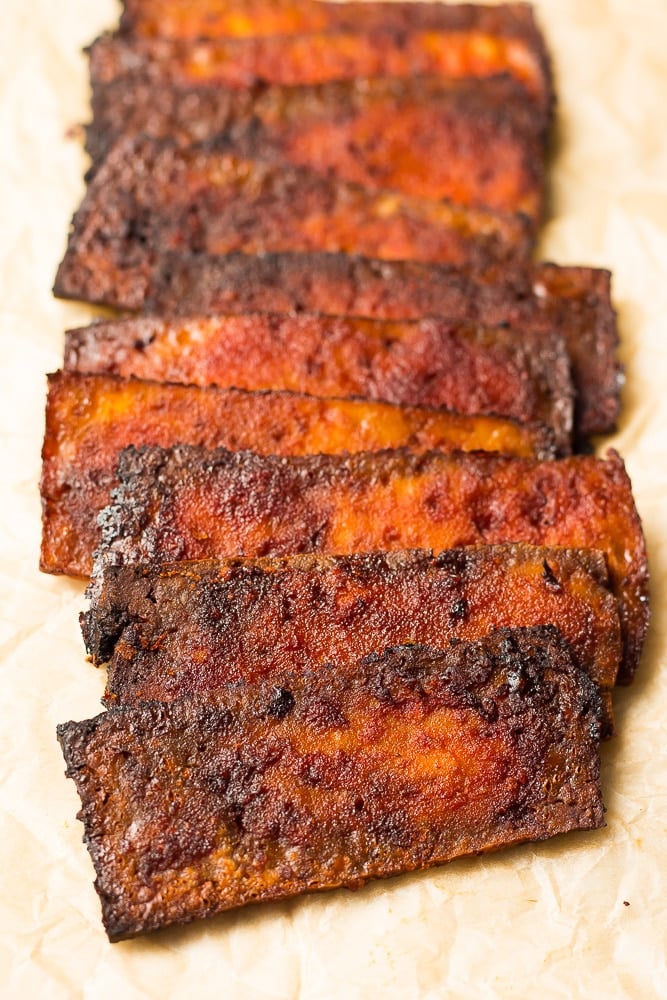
xmin=89 ymin=27 xmax=550 ymax=109
xmin=85 ymin=546 xmax=621 ymax=732
xmin=39 ymin=371 xmax=554 ymax=580
xmin=62 ymin=315 xmax=574 ymax=451
xmin=54 ymin=138 xmax=534 ymax=290
xmin=57 ymin=626 xmax=604 ymax=942
xmin=91 ymin=252 xmax=617 ymax=440
xmin=96 ymin=445 xmax=648 ymax=683
xmin=119 ymin=0 xmax=549 ymax=48
xmin=86 ymin=74 xmax=547 ymax=218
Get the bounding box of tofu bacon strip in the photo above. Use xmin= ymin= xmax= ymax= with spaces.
xmin=84 ymin=545 xmax=622 ymax=735
xmin=89 ymin=28 xmax=551 ymax=109
xmin=113 ymin=252 xmax=619 ymax=440
xmin=119 ymin=0 xmax=550 ymax=54
xmin=60 ymin=317 xmax=574 ymax=448
xmin=54 ymin=136 xmax=534 ymax=286
xmin=95 ymin=445 xmax=648 ymax=683
xmin=57 ymin=626 xmax=604 ymax=942
xmin=87 ymin=74 xmax=547 ymax=218
xmin=40 ymin=371 xmax=555 ymax=579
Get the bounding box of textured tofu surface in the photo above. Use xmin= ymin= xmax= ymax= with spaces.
xmin=95 ymin=445 xmax=648 ymax=683
xmin=61 ymin=314 xmax=574 ymax=449
xmin=57 ymin=626 xmax=604 ymax=942
xmin=119 ymin=0 xmax=550 ymax=48
xmin=61 ymin=252 xmax=617 ymax=440
xmin=86 ymin=74 xmax=547 ymax=217
xmin=83 ymin=545 xmax=621 ymax=734
xmin=54 ymin=137 xmax=534 ymax=289
xmin=40 ymin=371 xmax=554 ymax=579
xmin=89 ymin=28 xmax=551 ymax=108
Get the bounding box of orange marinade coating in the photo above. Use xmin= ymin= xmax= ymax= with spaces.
xmin=118 ymin=0 xmax=550 ymax=52
xmin=96 ymin=445 xmax=648 ymax=684
xmin=89 ymin=29 xmax=550 ymax=109
xmin=87 ymin=74 xmax=547 ymax=217
xmin=53 ymin=137 xmax=533 ymax=296
xmin=84 ymin=546 xmax=621 ymax=733
xmin=57 ymin=626 xmax=604 ymax=942
xmin=125 ymin=252 xmax=620 ymax=441
xmin=39 ymin=371 xmax=554 ymax=580
xmin=62 ymin=314 xmax=574 ymax=451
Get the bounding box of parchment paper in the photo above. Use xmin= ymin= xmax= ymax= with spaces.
xmin=1 ymin=2 xmax=666 ymax=996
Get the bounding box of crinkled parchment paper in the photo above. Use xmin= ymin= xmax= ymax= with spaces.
xmin=1 ymin=1 xmax=666 ymax=996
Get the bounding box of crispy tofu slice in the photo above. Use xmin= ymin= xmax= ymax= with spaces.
xmin=118 ymin=0 xmax=550 ymax=57
xmin=89 ymin=27 xmax=551 ymax=109
xmin=54 ymin=137 xmax=534 ymax=286
xmin=39 ymin=371 xmax=555 ymax=580
xmin=84 ymin=545 xmax=621 ymax=735
xmin=57 ymin=626 xmax=604 ymax=942
xmin=86 ymin=74 xmax=547 ymax=217
xmin=94 ymin=445 xmax=648 ymax=683
xmin=62 ymin=315 xmax=574 ymax=450
xmin=61 ymin=251 xmax=618 ymax=440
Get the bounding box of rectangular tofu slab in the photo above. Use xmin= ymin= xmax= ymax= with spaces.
xmin=57 ymin=626 xmax=604 ymax=942
xmin=59 ymin=252 xmax=618 ymax=440
xmin=83 ymin=545 xmax=621 ymax=735
xmin=54 ymin=137 xmax=534 ymax=287
xmin=119 ymin=0 xmax=549 ymax=51
xmin=39 ymin=371 xmax=555 ymax=579
xmin=95 ymin=445 xmax=648 ymax=683
xmin=86 ymin=74 xmax=547 ymax=218
xmin=61 ymin=315 xmax=574 ymax=450
xmin=89 ymin=26 xmax=551 ymax=110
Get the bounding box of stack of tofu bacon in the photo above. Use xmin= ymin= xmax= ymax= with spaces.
xmin=45 ymin=0 xmax=648 ymax=943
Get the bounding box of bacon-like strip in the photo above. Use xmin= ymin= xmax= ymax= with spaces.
xmin=54 ymin=137 xmax=534 ymax=286
xmin=62 ymin=316 xmax=573 ymax=450
xmin=118 ymin=0 xmax=550 ymax=53
xmin=95 ymin=445 xmax=648 ymax=683
xmin=57 ymin=626 xmax=604 ymax=942
xmin=79 ymin=252 xmax=616 ymax=440
xmin=39 ymin=371 xmax=554 ymax=580
xmin=89 ymin=28 xmax=551 ymax=110
xmin=86 ymin=74 xmax=547 ymax=217
xmin=84 ymin=546 xmax=621 ymax=734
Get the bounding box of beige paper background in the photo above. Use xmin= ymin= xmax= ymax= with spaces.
xmin=1 ymin=1 xmax=666 ymax=996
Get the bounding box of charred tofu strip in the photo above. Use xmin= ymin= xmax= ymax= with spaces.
xmin=58 ymin=626 xmax=604 ymax=942
xmin=84 ymin=545 xmax=621 ymax=734
xmin=54 ymin=138 xmax=534 ymax=287
xmin=118 ymin=0 xmax=550 ymax=54
xmin=39 ymin=371 xmax=555 ymax=580
xmin=63 ymin=314 xmax=573 ymax=451
xmin=87 ymin=74 xmax=547 ymax=218
xmin=95 ymin=445 xmax=648 ymax=683
xmin=88 ymin=28 xmax=551 ymax=110
xmin=97 ymin=252 xmax=618 ymax=440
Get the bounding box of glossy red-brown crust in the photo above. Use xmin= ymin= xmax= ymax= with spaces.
xmin=54 ymin=137 xmax=534 ymax=295
xmin=86 ymin=74 xmax=547 ymax=218
xmin=89 ymin=27 xmax=551 ymax=110
xmin=62 ymin=315 xmax=573 ymax=449
xmin=96 ymin=445 xmax=648 ymax=683
xmin=111 ymin=252 xmax=619 ymax=440
xmin=57 ymin=626 xmax=604 ymax=942
xmin=39 ymin=371 xmax=555 ymax=580
xmin=84 ymin=545 xmax=621 ymax=731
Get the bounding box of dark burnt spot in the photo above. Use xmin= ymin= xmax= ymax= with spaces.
xmin=267 ymin=687 xmax=295 ymax=720
xmin=434 ymin=548 xmax=468 ymax=575
xmin=449 ymin=597 xmax=468 ymax=622
xmin=542 ymin=559 xmax=562 ymax=591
